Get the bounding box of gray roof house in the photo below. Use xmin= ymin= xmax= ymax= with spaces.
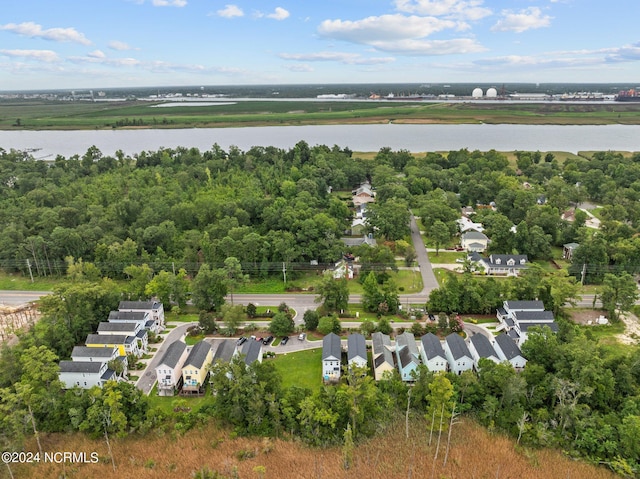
xmin=443 ymin=333 xmax=473 ymax=375
xmin=322 ymin=333 xmax=342 ymax=382
xmin=182 ymin=341 xmax=213 ymax=393
xmin=372 ymin=332 xmax=396 ymax=381
xmin=419 ymin=333 xmax=448 ymax=373
xmin=155 ymin=341 xmax=188 ymax=396
xmin=118 ymin=300 xmax=165 ymax=332
xmin=468 ymin=334 xmax=500 ymax=369
xmin=85 ymin=334 xmax=139 ymax=357
xmin=480 ymin=254 xmax=529 ymax=276
xmin=395 ymin=332 xmax=421 ymax=381
xmin=240 ymin=339 xmax=263 ymax=366
xmin=461 ymin=231 xmax=489 ymax=252
xmin=212 ymin=339 xmax=237 ymax=364
xmin=347 ymin=333 xmax=367 ymax=371
xmin=59 ymin=360 xmax=111 ymax=389
xmin=71 ymin=346 xmax=118 ymax=362
xmin=493 ymin=333 xmax=527 ymax=369
xmin=107 ymin=310 xmax=149 ymax=328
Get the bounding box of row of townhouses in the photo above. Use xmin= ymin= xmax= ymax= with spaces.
xmin=322 ymin=330 xmax=527 ymax=383
xmin=496 ymin=300 xmax=559 ymax=345
xmin=58 ymin=300 xmax=165 ymax=389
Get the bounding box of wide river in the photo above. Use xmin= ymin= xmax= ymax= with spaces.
xmin=0 ymin=124 xmax=639 ymax=159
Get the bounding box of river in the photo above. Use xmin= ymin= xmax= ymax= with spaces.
xmin=0 ymin=124 xmax=639 ymax=159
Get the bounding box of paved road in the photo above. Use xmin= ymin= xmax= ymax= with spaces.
xmin=0 ymin=290 xmax=51 ymax=306
xmin=409 ymin=213 xmax=439 ymax=295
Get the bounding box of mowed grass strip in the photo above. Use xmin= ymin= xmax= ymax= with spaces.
xmin=272 ymin=348 xmax=322 ymax=393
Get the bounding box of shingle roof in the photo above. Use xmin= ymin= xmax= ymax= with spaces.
xmin=85 ymin=334 xmax=130 ymax=345
xmin=101 ymin=369 xmax=116 ymax=381
xmin=59 ymin=360 xmax=103 ymax=373
xmin=445 ymin=333 xmax=471 ymax=360
xmin=72 ymin=346 xmax=115 ymax=359
xmin=108 ymin=311 xmax=147 ymax=321
xmin=213 ymin=339 xmax=236 ymax=363
xmin=157 ymin=341 xmax=187 ymax=369
xmin=372 ymin=332 xmax=390 ymax=355
xmin=398 ymin=346 xmax=420 ymax=369
xmin=322 ymin=333 xmax=342 ymax=361
xmin=462 ymin=231 xmax=488 ymax=241
xmin=507 ymin=329 xmax=520 ymax=340
xmin=504 ymin=300 xmax=544 ymax=311
xmin=396 ymin=332 xmax=419 ymax=356
xmin=372 ymin=332 xmax=395 ymax=369
xmin=184 ymin=341 xmax=212 ymax=369
xmin=470 ymin=334 xmax=498 ymax=359
xmin=347 ymin=333 xmax=367 ymax=362
xmin=118 ymin=300 xmax=162 ymax=310
xmin=494 ymin=333 xmax=523 ymax=361
xmin=97 ymin=322 xmax=137 ymax=333
xmin=421 ymin=333 xmax=446 ymax=360
xmin=241 ymin=339 xmax=262 ymax=365
xmin=513 ymin=310 xmax=555 ymax=322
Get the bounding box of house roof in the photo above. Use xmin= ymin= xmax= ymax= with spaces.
xmin=184 ymin=341 xmax=212 ymax=369
xmin=119 ymin=300 xmax=162 ymax=310
xmin=504 ymin=300 xmax=545 ymax=312
xmin=97 ymin=322 xmax=137 ymax=333
xmin=101 ymin=369 xmax=116 ymax=381
xmin=421 ymin=333 xmax=446 ymax=360
xmin=157 ymin=341 xmax=187 ymax=369
xmin=372 ymin=332 xmax=390 ymax=354
xmin=240 ymin=339 xmax=262 ymax=365
xmin=563 ymin=242 xmax=580 ymax=250
xmin=467 ymin=242 xmax=486 ymax=250
xmin=59 ymin=360 xmax=103 ymax=374
xmin=213 ymin=339 xmax=236 ymax=363
xmin=496 ymin=306 xmax=507 ymax=316
xmin=145 ymin=319 xmax=156 ymax=328
xmin=445 ymin=333 xmax=471 ymax=360
xmin=72 ymin=346 xmax=115 ymax=359
xmin=486 ymin=254 xmax=528 ymax=267
xmin=494 ymin=333 xmax=523 ymax=361
xmin=85 ymin=334 xmax=131 ymax=345
xmin=396 ymin=332 xmax=419 ymax=356
xmin=462 ymin=231 xmax=489 ymax=241
xmin=322 ymin=333 xmax=342 ymax=361
xmin=513 ymin=310 xmax=555 ymax=322
xmin=507 ymin=329 xmax=520 ymax=340
xmin=469 ymin=334 xmax=498 ymax=359
xmin=398 ymin=347 xmax=420 ymax=370
xmin=372 ymin=332 xmax=395 ymax=369
xmin=347 ymin=333 xmax=367 ymax=362
xmin=108 ymin=311 xmax=147 ymax=321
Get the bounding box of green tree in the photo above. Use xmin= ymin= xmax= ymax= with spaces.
xmin=269 ymin=311 xmax=295 ymax=336
xmin=362 ymin=271 xmax=383 ymax=313
xmin=425 ymin=373 xmax=455 ymax=433
xmin=123 ymin=263 xmax=153 ymax=300
xmin=223 ymin=256 xmax=247 ymax=305
xmin=303 ymin=310 xmax=320 ymax=331
xmin=430 ymin=220 xmax=451 ymax=255
xmin=601 ymin=272 xmax=639 ymax=321
xmin=220 ymin=304 xmax=245 ymax=336
xmin=365 ymin=199 xmax=410 ymax=240
xmin=192 ymin=263 xmax=228 ymax=311
xmin=376 ymin=317 xmax=392 ymax=335
xmin=316 ymin=272 xmax=349 ymax=312
xmin=318 ymin=316 xmax=342 ymax=335
xmin=144 ymin=270 xmax=172 ymax=310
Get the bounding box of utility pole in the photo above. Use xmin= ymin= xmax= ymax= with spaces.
xmin=581 ymin=263 xmax=587 ymax=285
xmin=26 ymin=259 xmax=34 ymax=283
xmin=282 ymin=262 xmax=287 ymax=285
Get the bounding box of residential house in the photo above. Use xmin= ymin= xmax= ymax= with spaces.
xmin=493 ymin=333 xmax=527 ymax=370
xmin=239 ymin=338 xmax=263 ymax=366
xmin=371 ymin=332 xmax=395 ymax=381
xmin=443 ymin=333 xmax=473 ymax=375
xmin=181 ymin=341 xmax=213 ymax=394
xmin=457 ymin=216 xmax=484 ymax=233
xmin=85 ymin=333 xmax=139 ymax=357
xmin=352 ymin=182 xmax=375 ymax=207
xmin=347 ymin=333 xmax=367 ymax=371
xmin=71 ymin=346 xmax=127 ymax=376
xmin=97 ymin=321 xmax=148 ymax=354
xmin=59 ymin=361 xmax=113 ymax=389
xmin=322 ymin=333 xmax=342 ymax=382
xmin=349 ymin=217 xmax=367 ymax=236
xmin=341 ymin=235 xmax=377 ymax=248
xmin=497 ymin=301 xmax=557 ymax=345
xmin=468 ymin=334 xmax=500 ymax=370
xmin=107 ymin=310 xmax=154 ymax=332
xmin=395 ymin=332 xmax=421 ymax=381
xmin=563 ymin=242 xmax=579 ymax=260
xmin=155 ymin=341 xmax=188 ymax=396
xmin=419 ymin=333 xmax=448 ymax=373
xmin=118 ymin=300 xmax=165 ymax=332
xmin=211 ymin=339 xmax=237 ymax=365
xmin=461 ymin=231 xmax=489 ymax=253
xmin=473 ymin=254 xmax=529 ymax=276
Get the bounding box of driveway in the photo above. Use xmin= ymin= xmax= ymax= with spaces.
xmin=409 ymin=213 xmax=439 ymax=296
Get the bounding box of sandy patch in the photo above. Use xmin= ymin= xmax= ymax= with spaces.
xmin=616 ymin=312 xmax=640 ymax=345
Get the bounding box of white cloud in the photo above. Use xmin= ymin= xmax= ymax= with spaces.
xmin=279 ymin=51 xmax=395 ymax=65
xmin=68 ymin=52 xmax=141 ymax=67
xmin=287 ymin=64 xmax=314 ymax=72
xmin=605 ymin=42 xmax=640 ymax=62
xmin=217 ymin=4 xmax=244 ymax=18
xmin=370 ymin=38 xmax=485 ymax=55
xmin=108 ymin=40 xmax=134 ymax=51
xmin=0 ymin=49 xmax=60 ymax=62
xmin=88 ymin=50 xmax=106 ymax=59
xmin=267 ymin=7 xmax=290 ymax=20
xmin=491 ymin=7 xmax=552 ymax=33
xmin=151 ymin=0 xmax=187 ymax=6
xmin=394 ymin=0 xmax=492 ymax=20
xmin=0 ymin=22 xmax=91 ymax=45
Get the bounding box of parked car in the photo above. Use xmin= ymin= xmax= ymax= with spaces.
xmin=298 ymin=333 xmax=306 ymax=341
xmin=237 ymin=336 xmax=247 ymax=346
xmin=281 ymin=336 xmax=289 ymax=345
xmin=428 ymin=313 xmax=436 ymax=321
xmin=263 ymin=335 xmax=274 ymax=345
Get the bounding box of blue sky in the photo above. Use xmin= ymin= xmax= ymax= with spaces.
xmin=1 ymin=0 xmax=639 ymax=90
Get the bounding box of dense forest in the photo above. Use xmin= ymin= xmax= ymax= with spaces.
xmin=2 ymin=143 xmax=640 ymax=476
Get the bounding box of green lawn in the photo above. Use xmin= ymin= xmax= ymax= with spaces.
xmin=272 ymin=348 xmax=323 ymax=393
xmin=428 ymin=251 xmax=466 ymax=263
xmin=147 ymin=384 xmax=214 ymax=415
xmin=347 ymin=269 xmax=423 ymax=294
xmin=185 ymin=334 xmax=205 ymax=345
xmin=0 ymin=272 xmax=61 ymax=291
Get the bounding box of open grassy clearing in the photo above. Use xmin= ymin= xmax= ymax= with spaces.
xmin=427 ymin=251 xmax=466 ymax=263
xmin=272 ymin=348 xmax=322 ymax=393
xmin=3 ymin=99 xmax=640 ymax=130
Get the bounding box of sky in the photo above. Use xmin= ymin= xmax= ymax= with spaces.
xmin=1 ymin=0 xmax=639 ymax=90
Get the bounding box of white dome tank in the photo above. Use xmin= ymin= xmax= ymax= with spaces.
xmin=472 ymin=88 xmax=483 ymax=98
xmin=486 ymin=87 xmax=498 ymax=98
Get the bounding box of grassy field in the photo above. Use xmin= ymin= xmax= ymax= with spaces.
xmin=0 ymin=272 xmax=60 ymax=291
xmin=427 ymin=251 xmax=466 ymax=263
xmin=272 ymin=348 xmax=322 ymax=393
xmin=3 ymin=99 xmax=640 ymax=130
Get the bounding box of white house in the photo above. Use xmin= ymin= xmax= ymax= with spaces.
xmin=468 ymin=334 xmax=500 ymax=370
xmin=107 ymin=310 xmax=153 ymax=331
xmin=497 ymin=300 xmax=557 ymax=345
xmin=85 ymin=333 xmax=140 ymax=357
xmin=395 ymin=332 xmax=421 ymax=381
xmin=371 ymin=332 xmax=395 ymax=381
xmin=155 ymin=341 xmax=188 ymax=396
xmin=476 ymin=254 xmax=529 ymax=276
xmin=493 ymin=333 xmax=527 ymax=370
xmin=443 ymin=333 xmax=473 ymax=375
xmin=97 ymin=321 xmax=148 ymax=354
xmin=59 ymin=361 xmax=114 ymax=389
xmin=322 ymin=333 xmax=342 ymax=382
xmin=118 ymin=300 xmax=165 ymax=332
xmin=461 ymin=231 xmax=489 ymax=253
xmin=419 ymin=333 xmax=448 ymax=373
xmin=347 ymin=333 xmax=368 ymax=371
